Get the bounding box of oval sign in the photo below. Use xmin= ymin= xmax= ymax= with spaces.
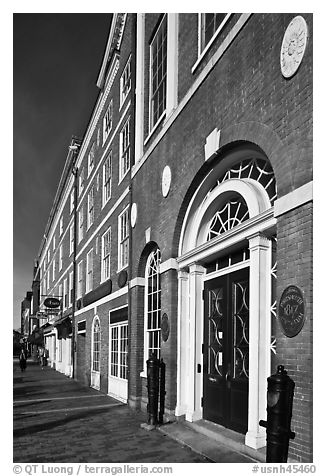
xmin=44 ymin=297 xmax=61 ymax=309
xmin=161 ymin=313 xmax=169 ymax=342
xmin=278 ymin=285 xmax=306 ymax=338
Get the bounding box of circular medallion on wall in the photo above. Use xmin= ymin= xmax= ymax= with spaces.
xmin=118 ymin=269 xmax=128 ymax=288
xmin=280 ymin=16 xmax=308 ymax=79
xmin=161 ymin=313 xmax=170 ymax=342
xmin=278 ymin=285 xmax=306 ymax=338
xmin=162 ymin=165 xmax=172 ymax=197
xmin=131 ymin=202 xmax=137 ymax=228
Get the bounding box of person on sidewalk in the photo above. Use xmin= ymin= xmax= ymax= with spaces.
xmin=19 ymin=348 xmax=27 ymax=372
xmin=38 ymin=346 xmax=44 ymax=368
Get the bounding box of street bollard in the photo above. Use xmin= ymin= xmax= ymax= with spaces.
xmin=146 ymin=353 xmax=160 ymax=426
xmin=259 ymin=365 xmax=295 ymax=462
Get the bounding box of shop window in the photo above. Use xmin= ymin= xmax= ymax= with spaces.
xmin=68 ymin=271 xmax=73 ymax=307
xmin=144 ymin=248 xmax=161 ymax=362
xmin=149 ymin=15 xmax=167 ymax=129
xmin=92 ymin=317 xmax=101 ymax=372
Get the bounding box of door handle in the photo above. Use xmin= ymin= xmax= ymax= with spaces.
xmin=208 ymin=376 xmax=217 ymax=383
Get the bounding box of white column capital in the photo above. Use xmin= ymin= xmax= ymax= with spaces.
xmin=188 ymin=263 xmax=205 ymax=275
xmin=247 ymin=232 xmax=270 ymax=250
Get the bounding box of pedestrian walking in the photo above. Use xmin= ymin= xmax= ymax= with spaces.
xmin=19 ymin=348 xmax=27 ymax=372
xmin=38 ymin=347 xmax=45 ymax=368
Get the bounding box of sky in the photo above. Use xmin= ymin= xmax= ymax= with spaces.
xmin=13 ymin=13 xmax=112 ymax=329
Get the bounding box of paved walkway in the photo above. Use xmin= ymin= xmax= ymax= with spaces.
xmin=13 ymin=359 xmax=209 ymax=463
xmin=13 ymin=359 xmax=255 ymax=463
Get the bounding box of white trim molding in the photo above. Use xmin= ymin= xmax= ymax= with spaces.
xmin=159 ymin=258 xmax=179 ymax=274
xmin=274 ymin=181 xmax=313 ymax=217
xmin=129 ymin=277 xmax=146 ymax=288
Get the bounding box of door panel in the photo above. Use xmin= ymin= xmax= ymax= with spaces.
xmin=203 ymin=267 xmax=249 ymax=434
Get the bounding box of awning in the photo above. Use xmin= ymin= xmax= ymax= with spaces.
xmin=27 ymin=328 xmax=44 ymax=345
xmin=54 ymin=315 xmax=72 ymax=339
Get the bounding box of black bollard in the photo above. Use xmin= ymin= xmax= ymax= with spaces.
xmin=146 ymin=353 xmax=160 ymax=426
xmin=259 ymin=365 xmax=295 ymax=463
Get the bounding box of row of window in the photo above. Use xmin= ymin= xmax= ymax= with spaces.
xmin=41 ymin=207 xmax=129 ymax=301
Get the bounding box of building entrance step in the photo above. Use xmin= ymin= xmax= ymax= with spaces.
xmin=158 ymin=418 xmax=266 ymax=463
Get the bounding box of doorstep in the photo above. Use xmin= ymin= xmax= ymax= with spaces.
xmin=158 ymin=418 xmax=266 ymax=463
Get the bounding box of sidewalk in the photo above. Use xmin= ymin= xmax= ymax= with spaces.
xmin=13 ymin=359 xmax=255 ymax=463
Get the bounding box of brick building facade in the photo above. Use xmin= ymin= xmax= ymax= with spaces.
xmin=26 ymin=13 xmax=312 ymax=462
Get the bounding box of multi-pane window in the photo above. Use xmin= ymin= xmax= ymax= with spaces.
xmin=103 ymin=100 xmax=113 ymax=144
xmin=103 ymin=152 xmax=112 ymax=205
xmin=69 ymin=271 xmax=73 ymax=307
xmin=53 ymin=235 xmax=56 ymax=251
xmin=58 ymin=283 xmax=63 ymax=307
xmin=47 ymin=270 xmax=50 ymax=291
xmin=86 ymin=249 xmax=94 ymax=293
xmin=79 ymin=167 xmax=85 ymax=196
xmin=69 ymin=224 xmax=74 ymax=255
xmin=47 ymin=249 xmax=50 ymax=263
xmin=92 ymin=318 xmax=101 ymax=372
xmin=101 ymin=228 xmax=111 ymax=281
xmin=110 ymin=324 xmax=128 ymax=380
xmin=145 ymin=249 xmax=161 ymax=360
xmin=52 ymin=259 xmax=56 ymax=281
xmin=87 ymin=187 xmax=94 ymax=229
xmin=63 ymin=278 xmax=68 ymax=309
xmin=78 ymin=207 xmax=84 ymax=243
xmin=150 ymin=15 xmax=167 ymax=129
xmin=119 ymin=118 xmax=130 ymax=180
xmin=59 ymin=216 xmax=63 ymax=235
xmin=88 ymin=142 xmax=95 ymax=177
xmin=120 ymin=56 xmax=131 ymax=106
xmin=77 ymin=261 xmax=83 ymax=298
xmin=118 ymin=208 xmax=129 ymax=270
xmin=200 ymin=13 xmax=228 ymax=52
xmin=59 ymin=245 xmax=63 ymax=270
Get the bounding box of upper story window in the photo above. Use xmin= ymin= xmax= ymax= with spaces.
xmin=58 ymin=283 xmax=63 ymax=305
xmin=101 ymin=227 xmax=111 ymax=282
xmin=87 ymin=186 xmax=94 ymax=229
xmin=59 ymin=216 xmax=63 ymax=236
xmin=52 ymin=259 xmax=56 ymax=281
xmin=70 ymin=190 xmax=75 ymax=214
xmin=86 ymin=249 xmax=94 ymax=293
xmin=119 ymin=118 xmax=130 ymax=181
xmin=78 ymin=207 xmax=84 ymax=243
xmin=199 ymin=13 xmax=228 ymax=53
xmin=47 ymin=249 xmax=51 ymax=263
xmin=118 ymin=207 xmax=129 ymax=270
xmin=97 ymin=127 xmax=101 ymax=147
xmin=79 ymin=167 xmax=85 ymax=196
xmin=150 ymin=15 xmax=167 ymax=130
xmin=120 ymin=56 xmax=131 ymax=107
xmin=52 ymin=235 xmax=56 ymax=251
xmin=88 ymin=142 xmax=95 ymax=177
xmin=59 ymin=245 xmax=63 ymax=271
xmin=103 ymin=99 xmax=113 ymax=144
xmin=103 ymin=151 xmax=112 ymax=205
xmin=63 ymin=278 xmax=68 ymax=310
xmin=69 ymin=271 xmax=74 ymax=307
xmin=69 ymin=224 xmax=74 ymax=255
xmin=77 ymin=261 xmax=83 ymax=299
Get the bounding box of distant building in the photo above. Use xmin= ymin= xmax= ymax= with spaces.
xmin=28 ymin=13 xmax=313 ymax=462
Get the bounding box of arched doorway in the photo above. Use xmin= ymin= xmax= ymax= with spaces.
xmin=176 ymin=144 xmax=277 ymax=449
xmin=91 ymin=316 xmax=101 ymax=390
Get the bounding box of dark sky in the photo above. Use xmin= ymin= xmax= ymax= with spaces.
xmin=13 ymin=13 xmax=112 ymax=329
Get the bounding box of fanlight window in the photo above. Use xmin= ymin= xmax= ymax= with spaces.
xmin=207 ymin=158 xmax=276 ymax=241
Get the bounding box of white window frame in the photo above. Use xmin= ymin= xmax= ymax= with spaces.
xmin=101 ymin=227 xmax=111 ymax=282
xmin=102 ymin=151 xmax=112 ymax=206
xmin=92 ymin=316 xmax=101 ymax=372
xmin=70 ymin=190 xmax=75 ymax=214
xmin=47 ymin=270 xmax=50 ymax=291
xmin=68 ymin=271 xmax=73 ymax=307
xmin=53 ymin=235 xmax=56 ymax=251
xmin=120 ymin=55 xmax=131 ymax=108
xmin=149 ymin=15 xmax=167 ymax=131
xmin=59 ymin=245 xmax=63 ymax=271
xmin=79 ymin=167 xmax=85 ymax=196
xmin=118 ymin=207 xmax=129 ymax=271
xmin=88 ymin=142 xmax=95 ymax=177
xmin=97 ymin=127 xmax=101 ymax=147
xmin=69 ymin=224 xmax=74 ymax=256
xmin=103 ymin=99 xmax=113 ymax=144
xmin=87 ymin=186 xmax=94 ymax=229
xmin=63 ymin=278 xmax=68 ymax=310
xmin=77 ymin=261 xmax=83 ymax=299
xmin=78 ymin=207 xmax=84 ymax=243
xmin=47 ymin=248 xmax=51 ymax=263
xmin=142 ymin=249 xmax=161 ymax=374
xmin=52 ymin=259 xmax=56 ymax=282
xmin=59 ymin=216 xmax=63 ymax=236
xmin=119 ymin=118 xmax=130 ymax=182
xmin=58 ymin=283 xmax=63 ymax=307
xmin=86 ymin=248 xmax=94 ymax=293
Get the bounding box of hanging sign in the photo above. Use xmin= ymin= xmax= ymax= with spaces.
xmin=44 ymin=297 xmax=61 ymax=309
xmin=278 ymin=285 xmax=306 ymax=338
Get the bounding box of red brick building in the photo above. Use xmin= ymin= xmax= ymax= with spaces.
xmin=29 ymin=13 xmax=312 ymax=462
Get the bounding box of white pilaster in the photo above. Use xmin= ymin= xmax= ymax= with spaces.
xmin=186 ymin=263 xmax=205 ymax=422
xmin=135 ymin=13 xmax=145 ymax=163
xmin=166 ymin=14 xmax=178 ymax=117
xmin=245 ymin=233 xmax=271 ymax=449
xmin=175 ymin=270 xmax=189 ymax=416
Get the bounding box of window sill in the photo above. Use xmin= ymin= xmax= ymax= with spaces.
xmin=140 ymin=370 xmax=147 ymax=379
xmin=119 ymin=91 xmax=131 ymax=112
xmin=144 ymin=113 xmax=166 ymax=146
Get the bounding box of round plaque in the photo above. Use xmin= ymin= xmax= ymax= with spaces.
xmin=131 ymin=203 xmax=137 ymax=228
xmin=280 ymin=16 xmax=308 ymax=79
xmin=278 ymin=285 xmax=306 ymax=338
xmin=161 ymin=313 xmax=169 ymax=342
xmin=118 ymin=269 xmax=128 ymax=288
xmin=162 ymin=165 xmax=171 ymax=197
